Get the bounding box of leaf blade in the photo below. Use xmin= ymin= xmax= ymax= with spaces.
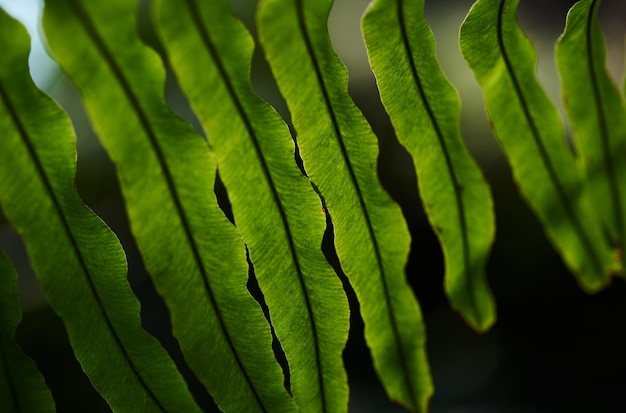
xmin=556 ymin=0 xmax=626 ymax=272
xmin=0 ymin=249 xmax=55 ymax=413
xmin=258 ymin=0 xmax=432 ymax=410
xmin=154 ymin=0 xmax=349 ymax=411
xmin=363 ymin=0 xmax=496 ymax=331
xmin=0 ymin=9 xmax=201 ymax=412
xmin=460 ymin=0 xmax=615 ymax=289
xmin=42 ymin=0 xmax=291 ymax=411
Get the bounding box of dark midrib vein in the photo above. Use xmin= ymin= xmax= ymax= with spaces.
xmin=0 ymin=334 xmax=21 ymax=412
xmin=0 ymin=82 xmax=166 ymax=412
xmin=67 ymin=2 xmax=266 ymax=410
xmin=586 ymin=0 xmax=624 ymax=246
xmin=496 ymin=0 xmax=605 ymax=276
xmin=294 ymin=0 xmax=418 ymax=407
xmin=183 ymin=0 xmax=322 ymax=409
xmin=397 ymin=0 xmax=479 ymax=323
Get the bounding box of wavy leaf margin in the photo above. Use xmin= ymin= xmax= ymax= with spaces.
xmin=363 ymin=0 xmax=496 ymax=331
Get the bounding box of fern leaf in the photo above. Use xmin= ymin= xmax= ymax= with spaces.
xmin=0 ymin=249 xmax=55 ymax=413
xmin=0 ymin=10 xmax=200 ymax=412
xmin=556 ymin=0 xmax=626 ymax=272
xmin=42 ymin=1 xmax=290 ymax=411
xmin=258 ymin=0 xmax=432 ymax=411
xmin=154 ymin=0 xmax=349 ymax=412
xmin=460 ymin=0 xmax=615 ymax=289
xmin=363 ymin=0 xmax=496 ymax=331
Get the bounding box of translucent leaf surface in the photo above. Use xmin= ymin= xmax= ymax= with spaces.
xmin=258 ymin=0 xmax=432 ymax=411
xmin=154 ymin=0 xmax=348 ymax=411
xmin=43 ymin=1 xmax=289 ymax=411
xmin=363 ymin=0 xmax=496 ymax=331
xmin=0 ymin=9 xmax=200 ymax=412
xmin=556 ymin=0 xmax=626 ymax=272
xmin=460 ymin=0 xmax=615 ymax=289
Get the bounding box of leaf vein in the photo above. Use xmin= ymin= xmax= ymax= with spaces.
xmin=182 ymin=0 xmax=324 ymax=409
xmin=295 ymin=0 xmax=418 ymax=407
xmin=586 ymin=0 xmax=624 ymax=245
xmin=0 ymin=81 xmax=166 ymax=412
xmin=397 ymin=0 xmax=478 ymax=322
xmin=68 ymin=2 xmax=264 ymax=409
xmin=496 ymin=0 xmax=605 ymax=275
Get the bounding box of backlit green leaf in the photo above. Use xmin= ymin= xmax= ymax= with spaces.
xmin=363 ymin=0 xmax=496 ymax=332
xmin=0 ymin=249 xmax=55 ymax=413
xmin=460 ymin=0 xmax=615 ymax=290
xmin=556 ymin=0 xmax=626 ymax=272
xmin=258 ymin=0 xmax=432 ymax=411
xmin=154 ymin=0 xmax=348 ymax=411
xmin=0 ymin=9 xmax=200 ymax=412
xmin=43 ymin=0 xmax=289 ymax=411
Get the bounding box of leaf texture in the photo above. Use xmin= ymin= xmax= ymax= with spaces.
xmin=0 ymin=249 xmax=55 ymax=413
xmin=43 ymin=0 xmax=291 ymax=411
xmin=556 ymin=0 xmax=626 ymax=272
xmin=460 ymin=0 xmax=615 ymax=289
xmin=362 ymin=0 xmax=496 ymax=331
xmin=0 ymin=9 xmax=200 ymax=412
xmin=154 ymin=0 xmax=349 ymax=412
xmin=258 ymin=0 xmax=432 ymax=411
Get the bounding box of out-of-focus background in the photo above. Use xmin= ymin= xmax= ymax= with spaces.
xmin=0 ymin=0 xmax=625 ymax=411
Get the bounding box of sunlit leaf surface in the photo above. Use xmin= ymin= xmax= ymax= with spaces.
xmin=155 ymin=0 xmax=349 ymax=411
xmin=43 ymin=0 xmax=290 ymax=411
xmin=363 ymin=0 xmax=496 ymax=332
xmin=259 ymin=0 xmax=432 ymax=411
xmin=0 ymin=9 xmax=201 ymax=412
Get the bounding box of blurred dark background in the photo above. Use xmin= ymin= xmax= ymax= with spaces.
xmin=0 ymin=0 xmax=625 ymax=412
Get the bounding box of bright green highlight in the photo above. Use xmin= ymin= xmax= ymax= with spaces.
xmin=363 ymin=0 xmax=496 ymax=332
xmin=0 ymin=9 xmax=201 ymax=412
xmin=258 ymin=0 xmax=432 ymax=411
xmin=43 ymin=0 xmax=289 ymax=411
xmin=154 ymin=0 xmax=349 ymax=411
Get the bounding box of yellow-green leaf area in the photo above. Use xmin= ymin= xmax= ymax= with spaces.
xmin=363 ymin=0 xmax=496 ymax=332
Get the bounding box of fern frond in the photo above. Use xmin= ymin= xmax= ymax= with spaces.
xmin=0 ymin=249 xmax=55 ymax=413
xmin=154 ymin=0 xmax=350 ymax=411
xmin=258 ymin=0 xmax=432 ymax=411
xmin=461 ymin=0 xmax=615 ymax=289
xmin=0 ymin=9 xmax=200 ymax=412
xmin=556 ymin=0 xmax=626 ymax=273
xmin=43 ymin=1 xmax=289 ymax=411
xmin=363 ymin=0 xmax=497 ymax=332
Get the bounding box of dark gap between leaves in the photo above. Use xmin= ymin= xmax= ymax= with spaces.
xmin=244 ymin=248 xmax=292 ymax=396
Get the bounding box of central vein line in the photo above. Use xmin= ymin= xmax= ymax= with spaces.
xmin=183 ymin=0 xmax=324 ymax=408
xmin=496 ymin=0 xmax=604 ymax=276
xmin=295 ymin=0 xmax=418 ymax=407
xmin=0 ymin=80 xmax=166 ymax=412
xmin=586 ymin=0 xmax=624 ymax=248
xmin=68 ymin=2 xmax=264 ymax=410
xmin=397 ymin=0 xmax=479 ymax=323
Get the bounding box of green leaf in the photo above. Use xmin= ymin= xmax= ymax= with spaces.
xmin=0 ymin=9 xmax=200 ymax=412
xmin=556 ymin=0 xmax=626 ymax=272
xmin=362 ymin=0 xmax=496 ymax=332
xmin=460 ymin=0 xmax=615 ymax=290
xmin=42 ymin=0 xmax=289 ymax=411
xmin=258 ymin=0 xmax=432 ymax=411
xmin=154 ymin=0 xmax=348 ymax=412
xmin=0 ymin=249 xmax=55 ymax=413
